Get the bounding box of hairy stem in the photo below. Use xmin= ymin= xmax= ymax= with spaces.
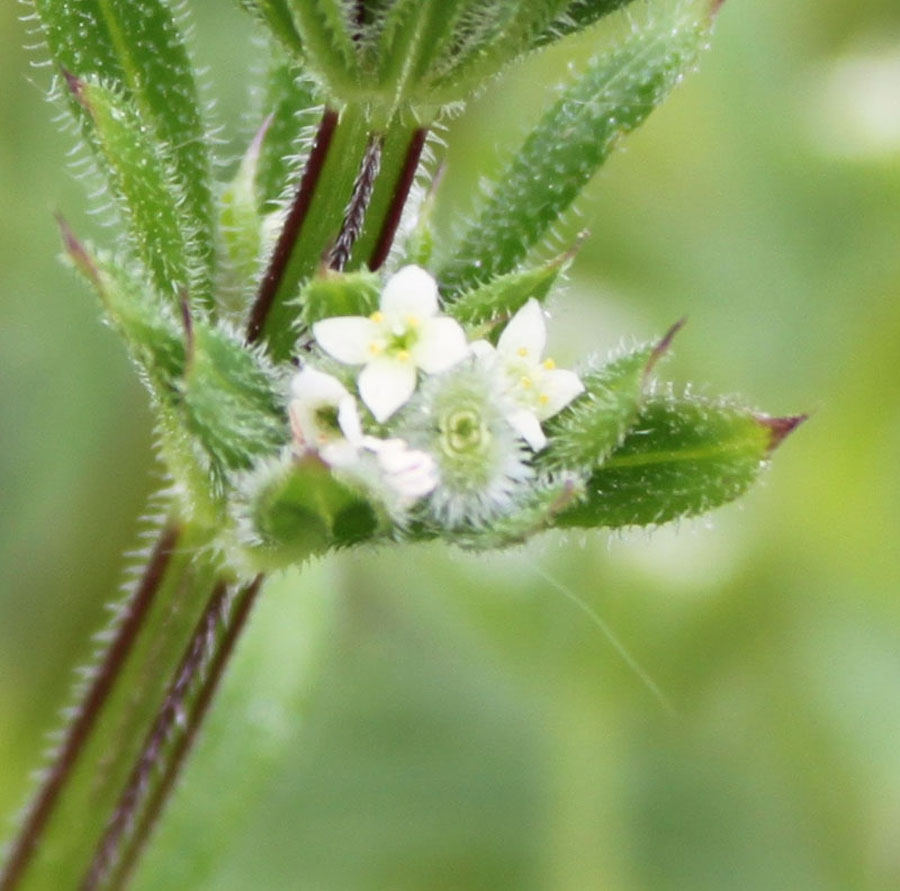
xmin=0 ymin=525 xmax=180 ymax=891
xmin=106 ymin=575 xmax=265 ymax=891
xmin=246 ymin=108 xmax=339 ymax=345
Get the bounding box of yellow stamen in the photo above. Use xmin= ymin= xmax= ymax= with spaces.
xmin=396 ymin=349 xmax=411 ymax=362
xmin=543 ymin=358 xmax=556 ymax=370
xmin=370 ymin=311 xmax=384 ymax=324
xmin=520 ymin=376 xmax=533 ymax=389
xmin=405 ymin=315 xmax=420 ymax=328
xmin=368 ymin=342 xmax=382 ymax=356
xmin=517 ymin=347 xmax=529 ymax=357
xmin=539 ymin=394 xmax=550 ymax=406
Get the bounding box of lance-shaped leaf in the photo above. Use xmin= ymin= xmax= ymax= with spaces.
xmin=60 ymin=219 xmax=186 ymax=390
xmin=66 ymin=75 xmax=195 ymax=304
xmin=179 ymin=326 xmax=288 ymax=478
xmin=372 ymin=0 xmax=474 ymax=105
xmin=446 ymin=252 xmax=571 ymax=330
xmin=236 ymin=0 xmax=305 ymax=56
xmin=425 ymin=0 xmax=571 ymax=98
xmin=255 ymin=64 xmax=322 ymax=212
xmin=34 ymin=0 xmax=217 ymax=304
xmin=440 ymin=0 xmax=714 ymax=294
xmin=248 ymin=456 xmax=380 ymax=567
xmin=555 ymin=395 xmax=805 ymax=529
xmin=529 ymin=0 xmax=636 ymax=51
xmin=538 ymin=322 xmax=682 ymax=472
xmin=286 ymin=0 xmax=361 ymax=96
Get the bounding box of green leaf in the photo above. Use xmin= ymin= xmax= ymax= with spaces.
xmin=538 ymin=322 xmax=681 ymax=473
xmin=555 ymin=395 xmax=805 ymax=529
xmin=298 ymin=269 xmax=381 ymax=326
xmin=180 ymin=326 xmax=288 ymax=476
xmin=372 ymin=0 xmax=474 ymax=107
xmin=248 ymin=456 xmax=380 ymax=566
xmin=220 ymin=129 xmax=267 ymax=306
xmin=440 ymin=0 xmax=714 ymax=293
xmin=426 ymin=0 xmax=571 ymax=97
xmin=445 ymin=252 xmax=571 ymax=330
xmin=255 ymin=64 xmax=322 ymax=212
xmin=529 ymin=0 xmax=636 ymax=50
xmin=236 ymin=0 xmax=305 ymax=56
xmin=34 ymin=0 xmax=217 ymax=305
xmin=59 ymin=218 xmax=187 ymax=389
xmin=65 ymin=76 xmax=194 ymax=303
xmin=286 ymin=0 xmax=360 ymax=96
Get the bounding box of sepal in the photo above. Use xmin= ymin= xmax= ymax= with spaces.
xmin=241 ymin=454 xmax=381 ymax=568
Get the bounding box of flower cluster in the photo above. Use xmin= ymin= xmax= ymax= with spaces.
xmin=289 ymin=265 xmax=584 ymax=527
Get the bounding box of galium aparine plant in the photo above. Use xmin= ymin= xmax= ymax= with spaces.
xmin=1 ymin=0 xmax=804 ymax=888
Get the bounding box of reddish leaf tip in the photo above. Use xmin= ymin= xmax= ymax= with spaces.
xmin=757 ymin=414 xmax=808 ymax=452
xmin=61 ymin=68 xmax=86 ymax=105
xmin=647 ymin=317 xmax=687 ymax=373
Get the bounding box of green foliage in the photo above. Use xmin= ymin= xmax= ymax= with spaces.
xmin=66 ymin=76 xmax=196 ymax=304
xmin=529 ymin=0 xmax=635 ymax=50
xmin=248 ymin=456 xmax=380 ymax=565
xmin=446 ymin=253 xmax=570 ymax=330
xmin=255 ymin=64 xmax=321 ymax=212
xmin=34 ymin=0 xmax=217 ymax=304
xmin=538 ymin=338 xmax=663 ymax=473
xmin=440 ymin=0 xmax=713 ymax=293
xmin=299 ymin=269 xmax=381 ymax=326
xmin=2 ymin=1 xmax=808 ymax=888
xmin=556 ymin=395 xmax=802 ymax=529
xmin=237 ymin=0 xmax=305 ymax=56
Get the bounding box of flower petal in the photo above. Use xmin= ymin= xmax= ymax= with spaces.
xmin=290 ymin=366 xmax=350 ymax=403
xmin=313 ymin=316 xmax=378 ymax=365
xmin=336 ymin=395 xmax=363 ymax=444
xmin=536 ymin=369 xmax=585 ymax=420
xmin=358 ymin=357 xmax=418 ymax=422
xmin=320 ymin=440 xmax=361 ymax=468
xmin=373 ymin=438 xmax=438 ymax=500
xmin=507 ymin=408 xmax=547 ymax=451
xmin=412 ymin=317 xmax=469 ymax=373
xmin=497 ymin=298 xmax=546 ymax=361
xmin=380 ymin=265 xmax=439 ymax=323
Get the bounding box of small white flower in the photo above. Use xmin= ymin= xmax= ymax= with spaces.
xmin=288 ymin=366 xmax=362 ymax=467
xmin=476 ymin=299 xmax=584 ymax=451
xmin=366 ymin=437 xmax=438 ymax=504
xmin=312 ymin=265 xmax=468 ymax=423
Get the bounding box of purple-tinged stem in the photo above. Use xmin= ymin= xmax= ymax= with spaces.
xmin=246 ymin=108 xmax=339 ymax=344
xmin=0 ymin=526 xmax=181 ymax=891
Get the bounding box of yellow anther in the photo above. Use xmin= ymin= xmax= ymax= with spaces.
xmin=370 ymin=311 xmax=384 ymax=324
xmin=520 ymin=376 xmax=533 ymax=389
xmin=517 ymin=346 xmax=529 ymax=357
xmin=539 ymin=394 xmax=550 ymax=406
xmin=368 ymin=342 xmax=383 ymax=356
xmin=396 ymin=349 xmax=411 ymax=362
xmin=405 ymin=314 xmax=420 ymax=328
xmin=543 ymin=358 xmax=556 ymax=370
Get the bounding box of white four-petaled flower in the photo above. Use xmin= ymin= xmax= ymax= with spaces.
xmin=474 ymin=298 xmax=584 ymax=451
xmin=312 ymin=265 xmax=468 ymax=423
xmin=288 ymin=367 xmax=362 ymax=468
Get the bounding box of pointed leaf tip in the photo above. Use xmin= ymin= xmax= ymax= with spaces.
xmin=61 ymin=68 xmax=86 ymax=104
xmin=56 ymin=214 xmax=100 ymax=286
xmin=757 ymin=414 xmax=808 ymax=452
xmin=647 ymin=317 xmax=687 ymax=374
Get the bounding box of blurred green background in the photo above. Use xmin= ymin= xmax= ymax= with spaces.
xmin=2 ymin=1 xmax=900 ymax=888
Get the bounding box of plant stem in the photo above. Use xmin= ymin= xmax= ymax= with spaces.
xmin=0 ymin=524 xmax=181 ymax=891
xmin=246 ymin=107 xmax=339 ymax=345
xmin=105 ymin=575 xmax=265 ymax=891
